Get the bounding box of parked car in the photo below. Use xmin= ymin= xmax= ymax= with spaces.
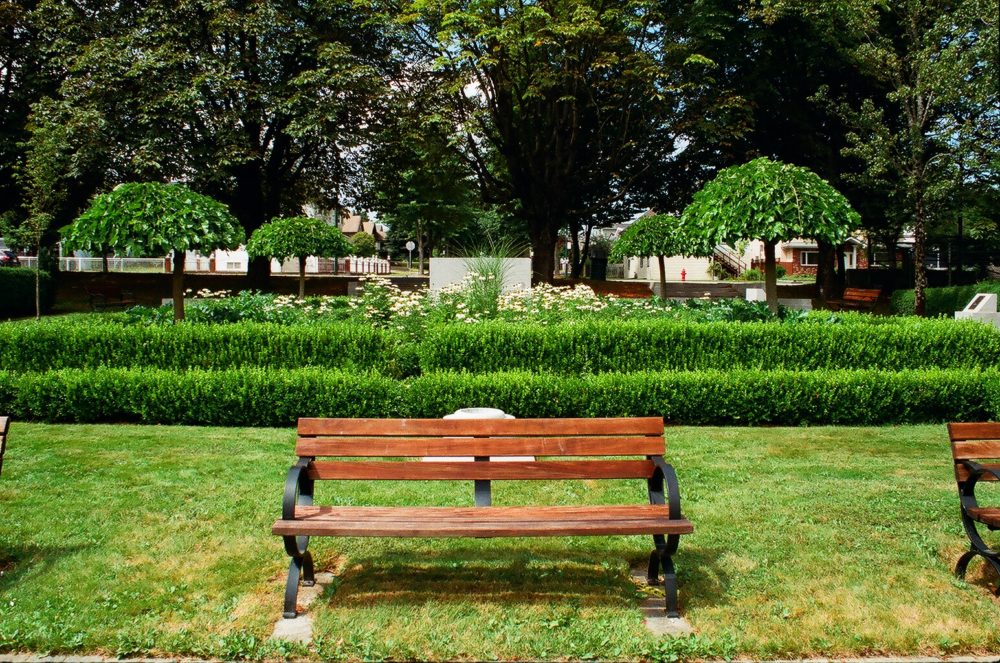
xmin=0 ymin=250 xmax=20 ymax=267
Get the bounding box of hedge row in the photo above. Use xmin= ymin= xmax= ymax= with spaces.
xmin=0 ymin=368 xmax=995 ymax=425
xmin=0 ymin=321 xmax=410 ymax=374
xmin=417 ymin=320 xmax=1000 ymax=372
xmin=4 ymin=318 xmax=1000 ymax=374
xmin=890 ymin=281 xmax=1000 ymax=317
xmin=0 ymin=268 xmax=54 ymax=318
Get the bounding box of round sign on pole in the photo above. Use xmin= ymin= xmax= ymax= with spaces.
xmin=405 ymin=241 xmax=415 ymax=251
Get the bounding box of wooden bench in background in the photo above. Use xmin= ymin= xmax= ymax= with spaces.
xmin=948 ymin=422 xmax=1000 ymax=592
xmin=0 ymin=417 xmax=9 ymax=476
xmin=85 ymin=285 xmax=137 ymax=312
xmin=273 ymin=417 xmax=693 ymax=619
xmin=825 ymin=287 xmax=881 ymax=312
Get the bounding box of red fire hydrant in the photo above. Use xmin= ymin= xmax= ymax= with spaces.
xmin=680 ymin=268 xmax=687 ymax=282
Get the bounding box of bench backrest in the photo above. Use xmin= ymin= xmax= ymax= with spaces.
xmin=0 ymin=416 xmax=8 ymax=476
xmin=842 ymin=288 xmax=880 ymax=303
xmin=296 ymin=417 xmax=664 ymax=482
xmin=948 ymin=422 xmax=1000 ymax=485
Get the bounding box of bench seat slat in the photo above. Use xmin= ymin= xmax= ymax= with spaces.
xmin=297 ymin=436 xmax=663 ymax=457
xmin=298 ymin=417 xmax=663 ymax=437
xmin=955 ymin=463 xmax=1000 ymax=482
xmin=951 ymin=440 xmax=1000 ymax=460
xmin=948 ymin=422 xmax=1000 ymax=442
xmin=273 ymin=505 xmax=693 ymax=538
xmin=967 ymin=507 xmax=1000 ymax=527
xmin=307 ymin=460 xmax=655 ymax=480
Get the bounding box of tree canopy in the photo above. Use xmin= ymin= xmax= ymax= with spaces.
xmin=246 ymin=216 xmax=351 ymax=297
xmin=62 ymin=182 xmax=243 ymax=320
xmin=681 ymin=158 xmax=859 ymax=310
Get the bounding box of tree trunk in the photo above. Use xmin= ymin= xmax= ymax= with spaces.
xmin=763 ymin=239 xmax=778 ymax=314
xmin=530 ymin=231 xmax=557 ymax=284
xmin=656 ymin=254 xmax=667 ymax=300
xmin=298 ymin=257 xmax=306 ymax=298
xmin=417 ymin=233 xmax=425 ymax=276
xmin=816 ymin=240 xmax=835 ymax=298
xmin=172 ymin=249 xmax=185 ymax=322
xmin=913 ymin=198 xmax=928 ymax=317
xmin=834 ymin=242 xmax=847 ymax=294
xmin=34 ymin=256 xmax=41 ymax=321
xmin=102 ymin=253 xmax=109 ymax=274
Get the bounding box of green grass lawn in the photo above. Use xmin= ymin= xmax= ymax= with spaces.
xmin=0 ymin=424 xmax=998 ymax=660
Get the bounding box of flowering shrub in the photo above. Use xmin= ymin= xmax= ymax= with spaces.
xmin=123 ymin=276 xmax=792 ymax=327
xmin=124 ymin=290 xmax=352 ymax=325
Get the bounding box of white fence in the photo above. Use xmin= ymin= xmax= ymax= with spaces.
xmin=15 ymin=254 xmax=391 ymax=275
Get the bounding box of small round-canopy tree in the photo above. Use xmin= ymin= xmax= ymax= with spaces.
xmin=610 ymin=214 xmax=711 ymax=298
xmin=63 ymin=182 xmax=243 ymax=321
xmin=680 ymin=158 xmax=859 ymax=312
xmin=349 ymin=231 xmax=377 ymax=258
xmin=246 ymin=216 xmax=351 ymax=298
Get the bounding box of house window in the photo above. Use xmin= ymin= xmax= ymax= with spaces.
xmin=800 ymin=251 xmax=819 ymax=266
xmin=226 ymin=261 xmax=242 ymax=271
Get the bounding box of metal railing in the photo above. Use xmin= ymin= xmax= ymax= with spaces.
xmin=712 ymin=244 xmax=746 ymax=276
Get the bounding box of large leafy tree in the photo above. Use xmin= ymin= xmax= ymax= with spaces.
xmin=62 ymin=183 xmax=244 ymax=321
xmin=835 ymin=0 xmax=998 ymax=315
xmin=393 ymin=0 xmax=717 ymax=282
xmin=28 ymin=0 xmax=395 ymax=286
xmin=681 ymin=158 xmax=858 ymax=312
xmin=246 ymin=216 xmax=350 ymax=297
xmin=610 ymin=214 xmax=710 ymax=298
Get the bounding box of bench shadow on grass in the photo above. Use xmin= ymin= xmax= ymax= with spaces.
xmin=318 ymin=543 xmax=730 ymax=611
xmin=0 ymin=543 xmax=87 ymax=594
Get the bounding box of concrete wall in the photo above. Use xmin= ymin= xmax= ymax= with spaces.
xmin=429 ymin=257 xmax=532 ymax=294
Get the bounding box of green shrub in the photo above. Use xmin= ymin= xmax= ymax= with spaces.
xmin=0 ymin=368 xmax=994 ymax=425
xmin=0 ymin=368 xmax=402 ymax=425
xmin=0 ymin=268 xmax=54 ymax=318
xmin=890 ymin=281 xmax=1000 ymax=317
xmin=418 ymin=319 xmax=1000 ymax=373
xmin=0 ymin=320 xmax=407 ymax=374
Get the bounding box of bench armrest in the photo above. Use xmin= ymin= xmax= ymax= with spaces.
xmin=648 ymin=456 xmax=683 ymax=520
xmin=960 ymin=460 xmax=1000 ymax=511
xmin=282 ymin=457 xmax=314 ymax=520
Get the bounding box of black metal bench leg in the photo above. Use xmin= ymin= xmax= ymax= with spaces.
xmin=284 ymin=556 xmax=303 ymax=619
xmin=648 ymin=534 xmax=681 ymax=618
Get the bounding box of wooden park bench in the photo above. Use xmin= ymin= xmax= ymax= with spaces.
xmin=825 ymin=287 xmax=881 ymax=312
xmin=948 ymin=423 xmax=1000 ymax=591
xmin=85 ymin=285 xmax=137 ymax=312
xmin=272 ymin=417 xmax=693 ymax=619
xmin=0 ymin=417 xmax=8 ymax=476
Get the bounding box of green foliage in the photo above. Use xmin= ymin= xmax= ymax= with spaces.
xmin=680 ymin=158 xmax=859 ymax=247
xmin=349 ymin=231 xmax=378 ymax=257
xmin=0 ymin=368 xmax=994 ymax=425
xmin=418 ymin=319 xmax=1000 ymax=374
xmin=0 ymin=320 xmax=401 ymax=373
xmin=610 ymin=214 xmax=707 ymax=262
xmin=404 ymin=369 xmax=995 ymax=424
xmin=890 ymin=282 xmax=1000 ymax=317
xmin=62 ymin=182 xmax=244 ymax=256
xmin=125 ymin=292 xmax=354 ymax=325
xmin=0 ymin=368 xmax=401 ymax=425
xmin=0 ymin=268 xmax=55 ymax=318
xmin=246 ymin=216 xmax=350 ymax=262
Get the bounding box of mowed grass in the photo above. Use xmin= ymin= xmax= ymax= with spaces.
xmin=0 ymin=424 xmax=998 ymax=660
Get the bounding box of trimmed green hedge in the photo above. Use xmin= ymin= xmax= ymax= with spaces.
xmin=417 ymin=320 xmax=1000 ymax=373
xmin=4 ymin=317 xmax=1000 ymax=374
xmin=890 ymin=282 xmax=1000 ymax=317
xmin=0 ymin=368 xmax=994 ymax=425
xmin=0 ymin=321 xmax=411 ymax=374
xmin=0 ymin=268 xmax=54 ymax=318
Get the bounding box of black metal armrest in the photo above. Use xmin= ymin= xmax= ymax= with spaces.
xmin=960 ymin=460 xmax=1000 ymax=512
xmin=282 ymin=457 xmax=314 ymax=520
xmin=649 ymin=456 xmax=683 ymax=520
